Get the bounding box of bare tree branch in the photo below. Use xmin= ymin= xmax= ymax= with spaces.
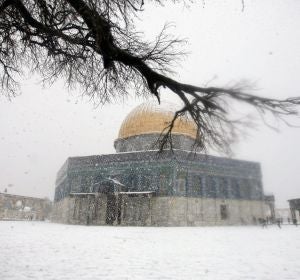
xmin=0 ymin=0 xmax=299 ymax=154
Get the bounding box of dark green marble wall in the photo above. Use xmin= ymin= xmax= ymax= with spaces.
xmin=55 ymin=151 xmax=263 ymax=202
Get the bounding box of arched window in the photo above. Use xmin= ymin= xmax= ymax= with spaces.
xmin=206 ymin=176 xmax=217 ymax=198
xmin=191 ymin=176 xmax=203 ymax=196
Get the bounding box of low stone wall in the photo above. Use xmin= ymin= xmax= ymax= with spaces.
xmin=51 ymin=194 xmax=108 ymax=225
xmin=50 ymin=195 xmax=74 ymax=224
xmin=51 ymin=194 xmax=266 ymax=226
xmin=150 ymin=197 xmax=264 ymax=226
xmin=121 ymin=195 xmax=152 ymax=226
xmin=0 ymin=193 xmax=52 ymax=221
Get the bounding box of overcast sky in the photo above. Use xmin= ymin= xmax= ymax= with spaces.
xmin=0 ymin=0 xmax=299 ymax=207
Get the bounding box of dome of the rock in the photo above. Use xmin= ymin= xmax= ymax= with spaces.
xmin=54 ymin=100 xmax=267 ymax=227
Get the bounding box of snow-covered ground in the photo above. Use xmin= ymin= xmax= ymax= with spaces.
xmin=0 ymin=222 xmax=299 ymax=280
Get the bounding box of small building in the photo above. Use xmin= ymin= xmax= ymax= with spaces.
xmin=288 ymin=198 xmax=300 ymax=223
xmin=275 ymin=208 xmax=298 ymax=224
xmin=0 ymin=192 xmax=52 ymax=221
xmin=264 ymin=194 xmax=276 ymax=223
xmin=52 ymin=101 xmax=268 ymax=226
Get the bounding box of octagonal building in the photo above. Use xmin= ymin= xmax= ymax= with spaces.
xmin=52 ymin=101 xmax=267 ymax=226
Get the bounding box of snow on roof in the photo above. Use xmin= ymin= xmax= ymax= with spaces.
xmin=70 ymin=191 xmax=154 ymax=196
xmin=118 ymin=191 xmax=154 ymax=195
xmin=70 ymin=193 xmax=97 ymax=195
xmin=109 ymin=178 xmax=125 ymax=186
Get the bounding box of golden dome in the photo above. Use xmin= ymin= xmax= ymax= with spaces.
xmin=117 ymin=101 xmax=197 ymax=140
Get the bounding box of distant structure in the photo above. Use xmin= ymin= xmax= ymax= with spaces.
xmin=264 ymin=194 xmax=276 ymax=223
xmin=0 ymin=193 xmax=52 ymax=221
xmin=275 ymin=208 xmax=297 ymax=224
xmin=288 ymin=198 xmax=300 ymax=224
xmin=52 ymin=101 xmax=269 ymax=226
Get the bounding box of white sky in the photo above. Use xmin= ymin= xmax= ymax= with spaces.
xmin=0 ymin=0 xmax=299 ymax=207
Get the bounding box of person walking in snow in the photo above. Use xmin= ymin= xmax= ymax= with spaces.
xmin=293 ymin=218 xmax=298 ymax=226
xmin=276 ymin=218 xmax=281 ymax=229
